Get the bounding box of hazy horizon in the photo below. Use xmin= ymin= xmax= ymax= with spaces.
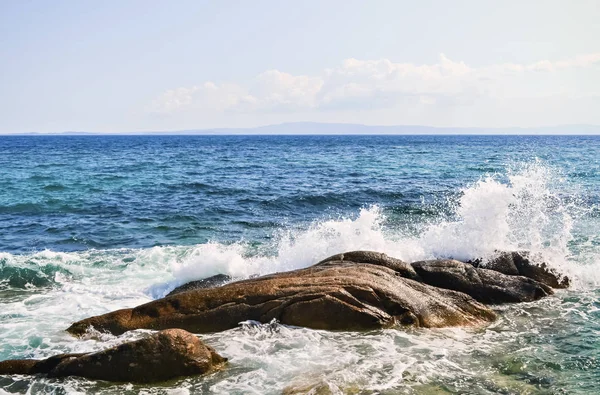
xmin=3 ymin=121 xmax=600 ymax=136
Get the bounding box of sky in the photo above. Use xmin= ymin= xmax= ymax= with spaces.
xmin=0 ymin=0 xmax=599 ymax=133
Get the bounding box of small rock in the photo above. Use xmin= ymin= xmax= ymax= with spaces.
xmin=0 ymin=329 xmax=226 ymax=383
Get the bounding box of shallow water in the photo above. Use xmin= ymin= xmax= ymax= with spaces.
xmin=0 ymin=135 xmax=599 ymax=394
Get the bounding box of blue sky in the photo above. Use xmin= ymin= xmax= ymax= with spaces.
xmin=1 ymin=0 xmax=599 ymax=133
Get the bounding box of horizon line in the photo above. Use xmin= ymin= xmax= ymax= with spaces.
xmin=1 ymin=121 xmax=600 ymax=136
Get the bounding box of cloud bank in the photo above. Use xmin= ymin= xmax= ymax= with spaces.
xmin=150 ymin=53 xmax=600 ymax=117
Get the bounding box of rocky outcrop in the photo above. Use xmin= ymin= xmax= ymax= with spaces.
xmin=66 ymin=250 xmax=569 ymax=337
xmin=0 ymin=329 xmax=226 ymax=383
xmin=67 ymin=261 xmax=496 ymax=336
xmin=167 ymin=274 xmax=232 ymax=296
xmin=412 ymin=259 xmax=553 ymax=304
xmin=473 ymin=251 xmax=570 ymax=289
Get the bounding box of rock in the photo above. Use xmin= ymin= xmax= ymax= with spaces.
xmin=0 ymin=353 xmax=87 ymax=375
xmin=0 ymin=359 xmax=39 ymax=375
xmin=316 ymin=250 xmax=420 ymax=280
xmin=167 ymin=274 xmax=232 ymax=296
xmin=412 ymin=259 xmax=554 ymax=304
xmin=475 ymin=251 xmax=570 ymax=289
xmin=67 ymin=261 xmax=496 ymax=336
xmin=0 ymin=329 xmax=226 ymax=383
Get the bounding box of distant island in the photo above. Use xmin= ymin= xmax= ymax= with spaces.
xmin=4 ymin=122 xmax=600 ymax=135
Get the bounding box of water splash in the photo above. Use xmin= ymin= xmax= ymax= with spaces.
xmin=416 ymin=161 xmax=575 ymax=262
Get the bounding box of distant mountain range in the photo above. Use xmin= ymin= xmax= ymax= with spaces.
xmin=6 ymin=122 xmax=600 ymax=135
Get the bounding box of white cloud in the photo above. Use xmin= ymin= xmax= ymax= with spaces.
xmin=150 ymin=53 xmax=600 ymax=115
xmin=250 ymin=70 xmax=323 ymax=110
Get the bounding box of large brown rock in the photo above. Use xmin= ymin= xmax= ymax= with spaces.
xmin=67 ymin=261 xmax=496 ymax=336
xmin=472 ymin=251 xmax=570 ymax=289
xmin=411 ymin=259 xmax=554 ymax=304
xmin=0 ymin=329 xmax=226 ymax=383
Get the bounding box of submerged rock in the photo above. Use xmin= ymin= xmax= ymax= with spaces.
xmin=411 ymin=259 xmax=554 ymax=304
xmin=472 ymin=251 xmax=570 ymax=289
xmin=166 ymin=274 xmax=232 ymax=296
xmin=67 ymin=260 xmax=496 ymax=336
xmin=0 ymin=329 xmax=226 ymax=383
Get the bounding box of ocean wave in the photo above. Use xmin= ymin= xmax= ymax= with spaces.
xmin=0 ymin=264 xmax=71 ymax=290
xmin=41 ymin=184 xmax=67 ymax=192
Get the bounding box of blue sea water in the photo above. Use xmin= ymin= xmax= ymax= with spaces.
xmin=0 ymin=135 xmax=599 ymax=394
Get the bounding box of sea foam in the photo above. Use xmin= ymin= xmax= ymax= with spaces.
xmin=158 ymin=161 xmax=598 ymax=294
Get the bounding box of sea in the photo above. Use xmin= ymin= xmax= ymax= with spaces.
xmin=0 ymin=134 xmax=599 ymax=394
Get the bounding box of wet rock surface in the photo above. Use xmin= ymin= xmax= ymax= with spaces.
xmin=66 ymin=250 xmax=567 ymax=337
xmin=315 ymin=250 xmax=420 ymax=280
xmin=166 ymin=273 xmax=232 ymax=296
xmin=67 ymin=260 xmax=497 ymax=336
xmin=476 ymin=251 xmax=570 ymax=289
xmin=0 ymin=329 xmax=226 ymax=383
xmin=412 ymin=259 xmax=554 ymax=304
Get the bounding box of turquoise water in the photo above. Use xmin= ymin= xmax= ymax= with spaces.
xmin=0 ymin=135 xmax=599 ymax=394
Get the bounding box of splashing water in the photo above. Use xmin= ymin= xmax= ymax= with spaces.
xmin=160 ymin=161 xmax=597 ymax=293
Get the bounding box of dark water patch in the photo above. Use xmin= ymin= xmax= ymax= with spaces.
xmin=133 ymin=217 xmax=155 ymax=223
xmin=232 ymin=220 xmax=280 ymax=229
xmin=153 ymin=225 xmax=174 ymax=232
xmin=94 ymin=174 xmax=128 ymax=181
xmin=173 ymin=182 xmax=212 ymax=190
xmin=262 ymin=193 xmax=352 ymax=209
xmin=360 ymin=188 xmax=406 ymax=200
xmin=42 ymin=184 xmax=66 ymax=192
xmin=386 ymin=205 xmax=439 ymax=216
xmin=205 ymin=186 xmax=248 ymax=196
xmin=185 ymin=170 xmax=208 ymax=176
xmin=27 ymin=174 xmax=53 ymax=181
xmin=44 ymin=226 xmax=64 ymax=234
xmin=466 ymin=166 xmax=500 ymax=173
xmin=0 ymin=203 xmax=44 ymax=215
xmin=33 ymin=162 xmax=69 ymax=169
xmin=163 ymin=214 xmax=199 ymax=222
xmin=347 ymin=171 xmax=363 ymax=177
